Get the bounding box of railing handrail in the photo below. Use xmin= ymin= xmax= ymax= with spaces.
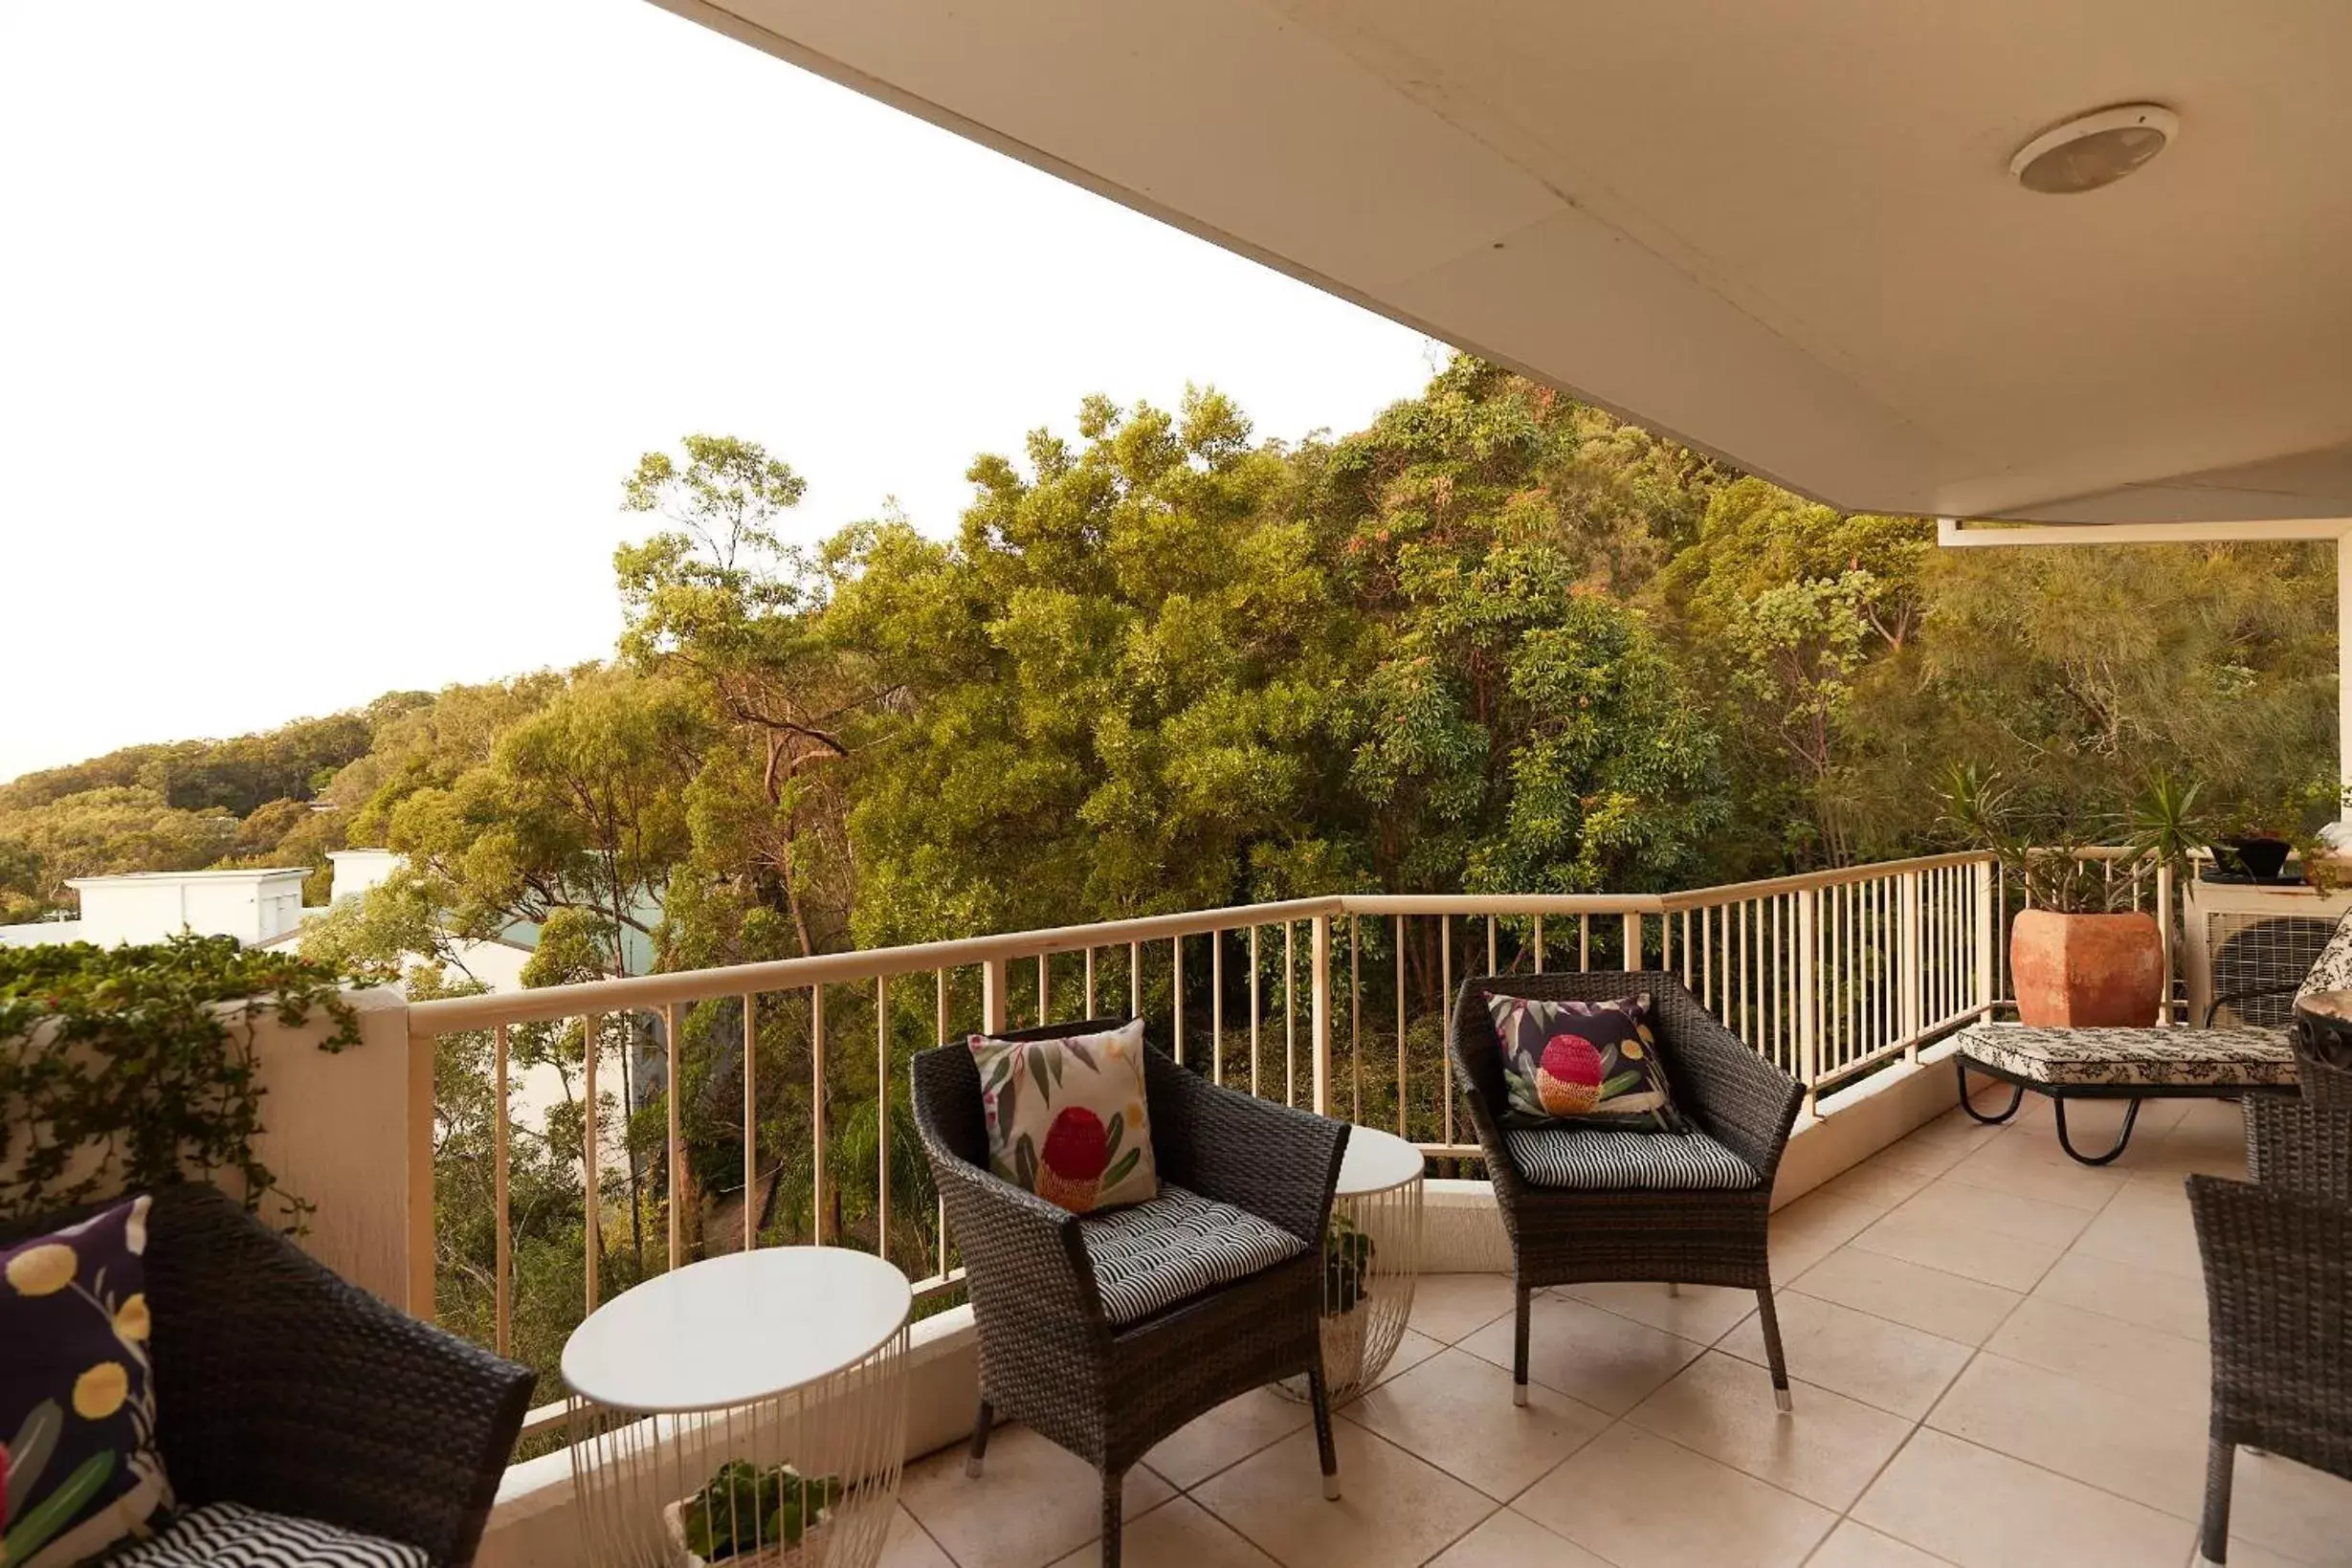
xmin=407 ymin=852 xmax=2003 ymax=1037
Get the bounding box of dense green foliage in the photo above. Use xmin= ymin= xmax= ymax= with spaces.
xmin=0 ymin=934 xmax=361 ymax=1225
xmin=5 ymin=353 xmax=2337 ymax=1402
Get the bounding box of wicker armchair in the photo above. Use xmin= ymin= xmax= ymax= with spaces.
xmin=0 ymin=1182 xmax=534 ymax=1567
xmin=2191 ymin=1050 xmax=2352 ymax=1564
xmin=911 ymin=1022 xmax=1348 ymax=1568
xmin=1449 ymin=971 xmax=1806 ymax=1410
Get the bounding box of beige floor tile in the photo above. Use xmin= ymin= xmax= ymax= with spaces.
xmin=2071 ymin=1185 xmax=2207 ymax=1279
xmin=1514 ymin=1422 xmax=1834 ymax=1567
xmin=1043 ymin=1497 xmax=1276 ymax=1568
xmin=1853 ymin=1428 xmax=2193 ymax=1568
xmin=1889 ymin=1179 xmax=2097 ymax=1248
xmin=2032 ymin=1249 xmax=2211 ymax=1342
xmin=1557 ymin=1278 xmax=1761 ymax=1343
xmin=2199 ymin=1538 xmax=2316 ymax=1568
xmin=2228 ymin=1447 xmax=2352 ymax=1564
xmin=1192 ymin=1423 xmax=1494 ymax=1568
xmin=902 ymin=1425 xmax=1174 ymax=1568
xmin=1790 ymin=1247 xmax=2022 ymax=1346
xmin=1624 ymin=1350 xmax=1913 ymax=1510
xmin=1941 ymin=1137 xmax=2132 ymax=1210
xmin=1362 ymin=1327 xmax=1445 ymax=1391
xmin=882 ymin=1506 xmax=957 ymax=1568
xmin=1769 ymin=1191 xmax=1889 ymax=1278
xmin=1815 ymin=1156 xmax=1937 ymax=1209
xmin=1719 ymin=1291 xmax=1972 ymax=1420
xmin=1409 ymin=1273 xmax=1520 ymax=1344
xmin=1458 ymin=1290 xmax=1705 ymax=1415
xmin=1341 ymin=1347 xmax=1609 ymax=1500
xmin=1847 ymin=1207 xmax=2066 ymax=1292
xmin=1805 ymin=1520 xmax=1956 ymax=1566
xmin=1925 ymin=1353 xmax=2207 ymax=1518
xmin=1141 ymin=1388 xmax=1311 ymax=1490
xmin=1422 ymin=1508 xmax=1611 ymax=1568
xmin=1984 ymin=1296 xmax=2210 ymax=1416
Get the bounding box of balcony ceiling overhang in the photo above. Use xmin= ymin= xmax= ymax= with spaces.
xmin=657 ymin=0 xmax=2352 ymax=524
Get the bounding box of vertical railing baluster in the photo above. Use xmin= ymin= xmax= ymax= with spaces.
xmin=582 ymin=1011 xmax=601 ymax=1313
xmin=1037 ymin=952 xmax=1051 ymax=1026
xmin=1349 ymin=916 xmax=1363 ymax=1122
xmin=1534 ymin=913 xmax=1545 ymax=973
xmin=876 ymin=974 xmax=891 ymax=1256
xmin=493 ymin=1020 xmax=511 ymax=1357
xmin=664 ymin=1002 xmax=682 ymax=1270
xmin=810 ymin=984 xmax=828 ymax=1244
xmin=1250 ymin=926 xmax=1262 ymax=1100
xmin=1211 ymin=929 xmax=1226 ymax=1085
xmin=1085 ymin=947 xmax=1097 ymax=1016
xmin=1129 ymin=940 xmax=1143 ymax=1020
xmin=1172 ymin=935 xmax=1186 ymax=1065
xmin=1393 ymin=914 xmax=1408 ymax=1138
xmin=1440 ymin=915 xmax=1453 ymax=1146
xmin=1579 ymin=914 xmax=1591 ymax=972
xmin=1310 ymin=915 xmax=1333 ymax=1116
xmin=1487 ymin=916 xmax=1498 ymax=978
xmin=1284 ymin=921 xmax=1298 ymax=1107
xmin=743 ymin=993 xmax=758 ymax=1252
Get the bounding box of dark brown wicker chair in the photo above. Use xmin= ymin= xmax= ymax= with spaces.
xmin=0 ymin=1182 xmax=534 ymax=1567
xmin=1448 ymin=971 xmax=1806 ymax=1410
xmin=2190 ymin=1050 xmax=2352 ymax=1565
xmin=911 ymin=1022 xmax=1348 ymax=1568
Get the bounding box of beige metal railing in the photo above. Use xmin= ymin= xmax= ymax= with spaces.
xmin=406 ymin=850 xmax=2089 ymax=1415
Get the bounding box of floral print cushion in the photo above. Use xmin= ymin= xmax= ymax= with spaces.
xmin=1 ymin=1194 xmax=170 ymax=1567
xmin=968 ymin=1020 xmax=1160 ymax=1215
xmin=1486 ymin=993 xmax=1684 ymax=1132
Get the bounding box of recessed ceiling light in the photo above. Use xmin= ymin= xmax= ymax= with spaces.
xmin=2008 ymin=103 xmax=2177 ymax=194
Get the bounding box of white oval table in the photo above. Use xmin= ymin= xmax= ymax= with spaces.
xmin=1278 ymin=1124 xmax=1426 ymax=1404
xmin=563 ymin=1248 xmax=912 ymax=1568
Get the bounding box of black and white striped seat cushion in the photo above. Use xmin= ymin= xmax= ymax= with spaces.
xmin=1080 ymin=1182 xmax=1305 ymax=1325
xmin=1506 ymin=1128 xmax=1759 ymax=1191
xmin=107 ymin=1503 xmax=428 ymax=1568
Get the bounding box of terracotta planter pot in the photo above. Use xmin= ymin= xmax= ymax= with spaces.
xmin=2009 ymin=909 xmax=2165 ymax=1027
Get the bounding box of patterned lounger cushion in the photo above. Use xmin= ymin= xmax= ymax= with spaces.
xmin=1080 ymin=1182 xmax=1305 ymax=1326
xmin=1957 ymin=1023 xmax=2297 ymax=1088
xmin=109 ymin=1502 xmax=429 ymax=1567
xmin=1505 ymin=1128 xmax=1760 ymax=1191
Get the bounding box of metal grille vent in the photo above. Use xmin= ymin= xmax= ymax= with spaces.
xmin=2208 ymin=915 xmax=2335 ymax=1026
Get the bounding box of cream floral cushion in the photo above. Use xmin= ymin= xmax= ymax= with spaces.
xmin=968 ymin=1020 xmax=1159 ymax=1214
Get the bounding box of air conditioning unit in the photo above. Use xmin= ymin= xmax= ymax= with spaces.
xmin=2185 ymin=875 xmax=2352 ymax=1027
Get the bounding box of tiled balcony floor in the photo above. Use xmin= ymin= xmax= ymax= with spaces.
xmin=882 ymin=1093 xmax=2352 ymax=1568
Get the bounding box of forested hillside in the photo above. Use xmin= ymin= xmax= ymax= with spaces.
xmin=10 ymin=355 xmax=2334 ymax=943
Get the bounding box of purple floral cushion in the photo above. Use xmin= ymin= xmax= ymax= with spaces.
xmin=1486 ymin=993 xmax=1684 ymax=1132
xmin=1 ymin=1195 xmax=171 ymax=1564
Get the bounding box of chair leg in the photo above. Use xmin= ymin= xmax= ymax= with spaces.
xmin=1307 ymin=1357 xmax=1342 ymax=1500
xmin=1665 ymin=1281 xmax=1680 ymax=1297
xmin=1101 ymin=1468 xmax=1123 ymax=1568
xmin=1513 ymin=1279 xmax=1532 ymax=1407
xmin=1754 ymin=1288 xmax=1793 ymax=1413
xmin=966 ymin=1398 xmax=993 ymax=1478
xmin=2200 ymin=1438 xmax=2234 ymax=1565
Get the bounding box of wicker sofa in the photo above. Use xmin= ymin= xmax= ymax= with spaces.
xmin=1448 ymin=970 xmax=1806 ymax=1410
xmin=2188 ymin=1049 xmax=2352 ymax=1565
xmin=911 ymin=1022 xmax=1347 ymax=1568
xmin=0 ymin=1181 xmax=534 ymax=1567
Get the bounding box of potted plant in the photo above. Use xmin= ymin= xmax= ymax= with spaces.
xmin=1319 ymin=1215 xmax=1375 ymax=1388
xmin=665 ymin=1461 xmax=840 ymax=1568
xmin=1941 ymin=765 xmax=2164 ymax=1027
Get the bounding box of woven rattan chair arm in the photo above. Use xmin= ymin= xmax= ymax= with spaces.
xmin=923 ymin=1139 xmax=1106 ymax=1330
xmin=2246 ymin=1094 xmax=2352 ymax=1204
xmin=144 ymin=1183 xmax=533 ymax=1566
xmin=1445 ymin=986 xmax=1526 ymax=1204
xmin=2187 ymin=1174 xmax=2352 ymax=1441
xmin=1646 ymin=980 xmax=1804 ymax=1182
xmin=1143 ymin=1050 xmax=1345 ymax=1246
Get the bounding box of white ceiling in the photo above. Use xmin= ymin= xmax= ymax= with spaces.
xmin=655 ymin=0 xmax=2352 ymax=522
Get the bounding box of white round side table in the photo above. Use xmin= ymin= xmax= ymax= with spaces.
xmin=1279 ymin=1124 xmax=1425 ymax=1405
xmin=564 ymin=1248 xmax=912 ymax=1568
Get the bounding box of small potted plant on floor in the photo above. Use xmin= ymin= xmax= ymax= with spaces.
xmin=666 ymin=1460 xmax=840 ymax=1567
xmin=1320 ymin=1216 xmax=1375 ymax=1388
xmin=1942 ymin=765 xmax=2165 ymax=1027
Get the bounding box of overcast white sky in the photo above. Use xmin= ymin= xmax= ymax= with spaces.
xmin=0 ymin=0 xmax=1438 ymax=784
